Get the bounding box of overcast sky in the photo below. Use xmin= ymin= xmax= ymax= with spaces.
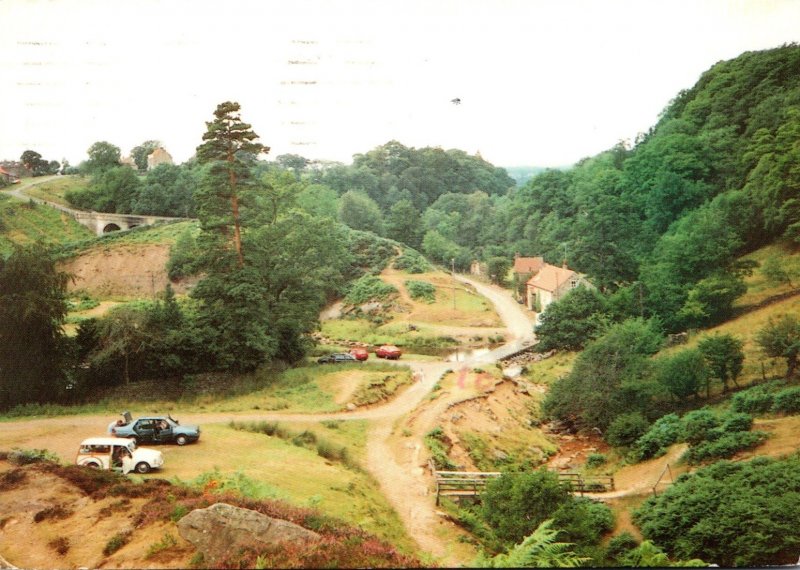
xmin=1 ymin=0 xmax=798 ymax=168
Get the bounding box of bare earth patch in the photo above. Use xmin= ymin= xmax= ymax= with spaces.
xmin=58 ymin=243 xmax=197 ymax=298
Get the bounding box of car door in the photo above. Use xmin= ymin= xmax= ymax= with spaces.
xmin=134 ymin=419 xmax=156 ymax=442
xmin=154 ymin=420 xmax=173 ymax=443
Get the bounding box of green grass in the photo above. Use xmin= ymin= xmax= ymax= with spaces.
xmin=21 ymin=175 xmax=87 ymax=206
xmin=53 ymin=220 xmax=198 ymax=260
xmin=736 ymin=240 xmax=800 ymax=308
xmin=523 ymin=350 xmax=578 ymax=385
xmin=0 ymin=363 xmax=413 ymax=420
xmin=168 ymin=423 xmax=414 ymax=551
xmin=0 ymin=196 xmax=94 ymax=256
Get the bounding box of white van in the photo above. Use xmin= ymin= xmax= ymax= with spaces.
xmin=76 ymin=437 xmax=164 ymax=474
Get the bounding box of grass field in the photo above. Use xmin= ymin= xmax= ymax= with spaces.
xmin=736 ymin=239 xmax=800 ymax=307
xmin=0 ymin=194 xmax=94 ymax=255
xmin=21 ymin=175 xmax=88 ymax=206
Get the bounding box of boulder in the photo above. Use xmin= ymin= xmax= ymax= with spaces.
xmin=177 ymin=503 xmax=320 ymax=564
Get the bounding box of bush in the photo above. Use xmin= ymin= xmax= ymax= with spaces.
xmin=731 ymin=385 xmax=775 ymax=414
xmin=633 ymin=456 xmax=800 ymax=567
xmin=8 ymin=448 xmax=60 ymax=465
xmin=632 ymin=413 xmax=682 ymax=461
xmin=585 ymin=453 xmax=607 ymax=469
xmin=424 ymin=426 xmax=458 ymax=470
xmin=606 ymin=412 xmax=650 ymax=448
xmin=405 ymin=280 xmax=436 ymax=303
xmin=393 ymin=250 xmax=431 ymax=273
xmin=772 ymin=386 xmax=800 ymax=414
xmin=681 ymin=408 xmax=720 ymax=445
xmin=343 ymin=275 xmax=397 ymax=305
xmin=103 ymin=530 xmax=132 ymax=556
xmin=604 ymin=532 xmax=639 ymax=563
xmin=682 ymin=431 xmax=767 ymax=464
xmin=720 ymin=412 xmax=753 ymax=433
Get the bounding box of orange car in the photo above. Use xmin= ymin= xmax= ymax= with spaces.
xmin=350 ymin=347 xmax=369 ymax=361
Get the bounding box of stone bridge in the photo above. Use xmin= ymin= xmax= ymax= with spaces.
xmin=70 ymin=209 xmax=184 ymax=236
xmin=26 ymin=194 xmax=188 ymax=236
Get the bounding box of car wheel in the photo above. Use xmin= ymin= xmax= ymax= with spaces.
xmin=175 ymin=435 xmax=188 ymax=446
xmin=135 ymin=462 xmax=151 ymax=474
xmin=85 ymin=461 xmax=100 ymax=469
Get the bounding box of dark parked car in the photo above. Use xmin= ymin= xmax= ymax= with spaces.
xmin=108 ymin=412 xmax=200 ymax=445
xmin=317 ymin=353 xmax=358 ymax=364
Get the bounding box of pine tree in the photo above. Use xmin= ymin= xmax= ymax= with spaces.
xmin=196 ymin=101 xmax=269 ymax=268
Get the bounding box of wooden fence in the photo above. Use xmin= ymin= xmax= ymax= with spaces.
xmin=430 ymin=464 xmax=615 ymax=505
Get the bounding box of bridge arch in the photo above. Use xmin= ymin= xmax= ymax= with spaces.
xmin=102 ymin=223 xmax=122 ymax=233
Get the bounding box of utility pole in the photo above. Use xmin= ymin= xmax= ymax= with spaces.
xmin=451 ymin=258 xmax=456 ymax=311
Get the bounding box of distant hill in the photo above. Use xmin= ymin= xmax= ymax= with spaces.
xmin=502 ymin=165 xmax=571 ymax=185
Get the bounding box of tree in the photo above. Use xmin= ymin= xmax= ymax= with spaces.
xmin=480 ymin=471 xmax=572 ymax=545
xmin=85 ymin=141 xmax=121 ymax=173
xmin=0 ymin=244 xmax=70 ymax=409
xmin=486 ymin=257 xmax=511 ymax=286
xmin=756 ymin=314 xmax=800 ymax=379
xmin=338 ymin=190 xmax=384 ymax=235
xmin=385 ymin=199 xmax=422 ymax=248
xmin=20 ymin=150 xmax=58 ymax=176
xmin=698 ymin=334 xmax=745 ymax=394
xmin=761 ymin=253 xmax=794 ymax=288
xmin=542 ymin=318 xmax=664 ymax=431
xmin=196 ymin=101 xmax=269 ymax=268
xmin=534 ymin=286 xmax=609 ymax=352
xmin=654 ymin=348 xmax=707 ymax=401
xmin=130 ymin=140 xmax=162 ymax=171
xmin=275 ymin=153 xmax=309 ymax=178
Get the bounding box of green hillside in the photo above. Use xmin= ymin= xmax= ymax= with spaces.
xmin=0 ymin=194 xmax=93 ymax=256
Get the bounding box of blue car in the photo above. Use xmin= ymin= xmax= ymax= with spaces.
xmin=108 ymin=411 xmax=200 ymax=446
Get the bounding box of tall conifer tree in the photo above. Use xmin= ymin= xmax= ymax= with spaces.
xmin=196 ymin=101 xmax=268 ymax=268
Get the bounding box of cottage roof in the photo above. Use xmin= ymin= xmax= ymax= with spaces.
xmin=513 ymin=256 xmax=544 ymax=275
xmin=526 ymin=264 xmax=577 ymax=292
xmin=0 ymin=166 xmax=11 ymax=176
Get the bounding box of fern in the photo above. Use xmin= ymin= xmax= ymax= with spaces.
xmin=474 ymin=519 xmax=589 ymax=568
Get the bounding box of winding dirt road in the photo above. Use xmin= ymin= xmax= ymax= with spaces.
xmin=0 ymin=276 xmax=535 ymax=566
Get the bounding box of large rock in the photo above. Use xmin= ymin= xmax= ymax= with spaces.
xmin=177 ymin=503 xmax=320 ymax=563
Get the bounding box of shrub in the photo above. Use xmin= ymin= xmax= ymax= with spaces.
xmin=425 ymin=426 xmax=458 ymax=470
xmin=681 ymin=408 xmax=720 ymax=445
xmin=8 ymin=448 xmax=60 ymax=465
xmin=146 ymin=532 xmax=178 ymax=558
xmin=103 ymin=530 xmax=132 ymax=556
xmin=49 ymin=536 xmax=70 ymax=555
xmin=632 ymin=413 xmax=682 ymax=461
xmin=34 ymin=504 xmax=72 ymax=523
xmin=731 ymin=385 xmax=775 ymax=414
xmin=343 ymin=275 xmax=397 ymax=305
xmin=633 ymin=455 xmax=800 ymax=567
xmin=682 ymin=431 xmax=767 ymax=464
xmin=393 ymin=250 xmax=431 ymax=273
xmin=604 ymin=532 xmax=639 ymax=563
xmin=772 ymin=386 xmax=800 ymax=414
xmin=720 ymin=412 xmax=753 ymax=433
xmin=585 ymin=453 xmax=607 ymax=469
xmin=606 ymin=412 xmax=650 ymax=448
xmin=405 ymin=280 xmax=436 ymax=303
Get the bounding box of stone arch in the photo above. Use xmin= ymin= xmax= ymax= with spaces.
xmin=103 ymin=223 xmax=122 ymax=233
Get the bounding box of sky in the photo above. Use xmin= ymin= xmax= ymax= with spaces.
xmin=1 ymin=0 xmax=799 ymax=168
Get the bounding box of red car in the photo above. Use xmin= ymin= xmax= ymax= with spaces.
xmin=349 ymin=347 xmax=369 ymax=361
xmin=375 ymin=344 xmax=402 ymax=359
